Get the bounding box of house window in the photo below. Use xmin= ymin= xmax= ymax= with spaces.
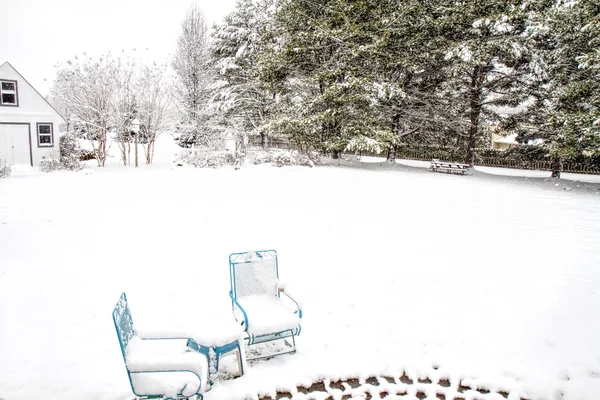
xmin=37 ymin=123 xmax=54 ymax=147
xmin=0 ymin=79 xmax=18 ymax=106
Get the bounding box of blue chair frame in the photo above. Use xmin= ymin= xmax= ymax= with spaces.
xmin=112 ymin=293 xmax=206 ymax=400
xmin=228 ymin=250 xmax=302 ymax=360
xmin=185 ymin=338 xmax=245 ymax=385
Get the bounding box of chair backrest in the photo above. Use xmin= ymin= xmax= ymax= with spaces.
xmin=112 ymin=292 xmax=135 ymax=361
xmin=229 ymin=250 xmax=279 ymax=299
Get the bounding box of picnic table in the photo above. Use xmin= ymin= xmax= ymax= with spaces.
xmin=429 ymin=159 xmax=471 ymax=175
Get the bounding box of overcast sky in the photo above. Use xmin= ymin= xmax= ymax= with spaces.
xmin=0 ymin=0 xmax=237 ymax=96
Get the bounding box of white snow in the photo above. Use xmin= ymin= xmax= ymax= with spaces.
xmin=135 ymin=317 xmax=244 ymax=348
xmin=126 ymin=337 xmax=208 ymax=397
xmin=1 ymin=137 xmax=600 ymax=400
xmin=237 ymin=294 xmax=301 ymax=336
xmin=394 ymin=158 xmax=600 ymax=183
xmin=474 ymin=165 xmax=600 ymax=183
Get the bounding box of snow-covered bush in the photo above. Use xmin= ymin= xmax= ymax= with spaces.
xmin=178 ymin=149 xmax=236 ymax=168
xmin=59 ymin=133 xmax=82 ymax=170
xmin=39 ymin=157 xmax=62 ymax=173
xmin=79 ymin=150 xmax=96 ymax=161
xmin=252 ymin=149 xmax=319 ymax=167
xmin=0 ymin=159 xmax=10 ymax=179
xmin=252 ymin=151 xmax=273 ymax=165
xmin=298 ymin=151 xmax=321 ymax=166
xmin=272 ymin=151 xmax=294 ymax=167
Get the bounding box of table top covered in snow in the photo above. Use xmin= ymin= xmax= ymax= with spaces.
xmin=135 ymin=315 xmax=244 ymax=347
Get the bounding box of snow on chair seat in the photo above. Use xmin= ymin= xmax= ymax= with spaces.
xmin=127 ymin=337 xmax=208 ymax=398
xmin=229 ymin=250 xmax=302 ymax=360
xmin=112 ymin=292 xmax=209 ymax=400
xmin=237 ymin=294 xmax=302 ymax=336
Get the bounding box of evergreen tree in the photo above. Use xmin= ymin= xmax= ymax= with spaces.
xmin=210 ymin=0 xmax=276 ymax=149
xmin=258 ymin=0 xmax=385 ymax=157
xmin=367 ymin=0 xmax=458 ymax=161
xmin=438 ymin=0 xmax=543 ymax=165
xmin=541 ymin=1 xmax=599 ymax=176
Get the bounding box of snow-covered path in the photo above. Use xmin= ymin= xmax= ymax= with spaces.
xmin=1 ymin=161 xmax=599 ymax=400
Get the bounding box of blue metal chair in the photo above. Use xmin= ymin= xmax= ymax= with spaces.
xmin=112 ymin=293 xmax=209 ymax=400
xmin=229 ymin=250 xmax=303 ymax=360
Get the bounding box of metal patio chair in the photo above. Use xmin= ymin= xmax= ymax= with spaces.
xmin=112 ymin=292 xmax=209 ymax=399
xmin=228 ymin=250 xmax=303 ymax=360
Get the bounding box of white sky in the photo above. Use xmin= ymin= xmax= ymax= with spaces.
xmin=0 ymin=0 xmax=237 ymax=96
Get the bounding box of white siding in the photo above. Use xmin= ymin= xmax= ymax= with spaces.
xmin=0 ymin=62 xmax=64 ymax=166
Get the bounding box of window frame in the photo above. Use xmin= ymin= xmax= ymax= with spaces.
xmin=36 ymin=123 xmax=54 ymax=148
xmin=0 ymin=79 xmax=19 ymax=107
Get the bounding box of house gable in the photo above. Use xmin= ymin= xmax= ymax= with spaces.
xmin=0 ymin=62 xmax=64 ymax=167
xmin=0 ymin=62 xmax=64 ymax=122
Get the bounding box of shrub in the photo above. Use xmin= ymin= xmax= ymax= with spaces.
xmin=272 ymin=151 xmax=294 ymax=167
xmin=252 ymin=149 xmax=318 ymax=167
xmin=252 ymin=151 xmax=273 ymax=165
xmin=59 ymin=133 xmax=82 ymax=170
xmin=178 ymin=150 xmax=236 ymax=168
xmin=39 ymin=157 xmax=62 ymax=173
xmin=79 ymin=150 xmax=96 ymax=161
xmin=0 ymin=159 xmax=11 ymax=178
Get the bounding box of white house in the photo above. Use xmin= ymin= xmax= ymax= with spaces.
xmin=491 ymin=132 xmax=518 ymax=150
xmin=0 ymin=61 xmax=65 ymax=166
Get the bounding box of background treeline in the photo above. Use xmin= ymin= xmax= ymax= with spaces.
xmin=51 ymin=0 xmax=600 ymax=176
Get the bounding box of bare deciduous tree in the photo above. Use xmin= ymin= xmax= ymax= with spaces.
xmin=137 ymin=62 xmax=173 ymax=164
xmin=112 ymin=57 xmax=138 ymax=166
xmin=52 ymin=54 xmax=117 ymax=167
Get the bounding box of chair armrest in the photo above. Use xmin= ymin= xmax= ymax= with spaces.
xmin=279 ymin=289 xmax=303 ymax=319
xmin=186 ymin=338 xmax=211 ymax=356
xmin=229 ymin=290 xmax=249 ymax=331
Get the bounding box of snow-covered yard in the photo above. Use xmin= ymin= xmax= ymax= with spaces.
xmin=1 ymin=147 xmax=600 ymax=400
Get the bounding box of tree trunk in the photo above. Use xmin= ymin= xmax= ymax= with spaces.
xmin=260 ymin=133 xmax=268 ymax=149
xmin=466 ymin=67 xmax=482 ymax=166
xmin=332 ymin=150 xmax=340 ymax=159
xmin=466 ymin=109 xmax=479 ymax=166
xmin=150 ymin=140 xmax=156 ymax=164
xmin=134 ymin=133 xmax=139 ymax=168
xmin=388 ymin=114 xmax=399 ymax=162
xmin=97 ymin=129 xmax=107 ymax=167
xmin=120 ymin=145 xmax=127 ymax=166
xmin=551 ymin=157 xmax=562 ymax=178
xmin=119 ymin=131 xmax=127 ymax=166
xmin=387 ymin=147 xmax=396 ymax=162
xmin=145 ymin=139 xmax=155 ymax=164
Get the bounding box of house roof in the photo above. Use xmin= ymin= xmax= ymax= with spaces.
xmin=0 ymin=61 xmax=65 ymax=122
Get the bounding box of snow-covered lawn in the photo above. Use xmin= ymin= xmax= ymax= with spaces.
xmin=1 ymin=149 xmax=600 ymax=400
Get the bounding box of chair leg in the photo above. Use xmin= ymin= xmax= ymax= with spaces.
xmin=214 ymin=353 xmax=220 ymax=377
xmin=236 ymin=344 xmax=244 ymax=376
xmin=284 ymin=333 xmax=297 ymax=353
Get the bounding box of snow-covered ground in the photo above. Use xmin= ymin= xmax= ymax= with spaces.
xmin=345 ymin=156 xmax=600 ymax=183
xmin=1 ymin=139 xmax=600 ymax=400
xmin=395 ymin=158 xmax=600 ymax=184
